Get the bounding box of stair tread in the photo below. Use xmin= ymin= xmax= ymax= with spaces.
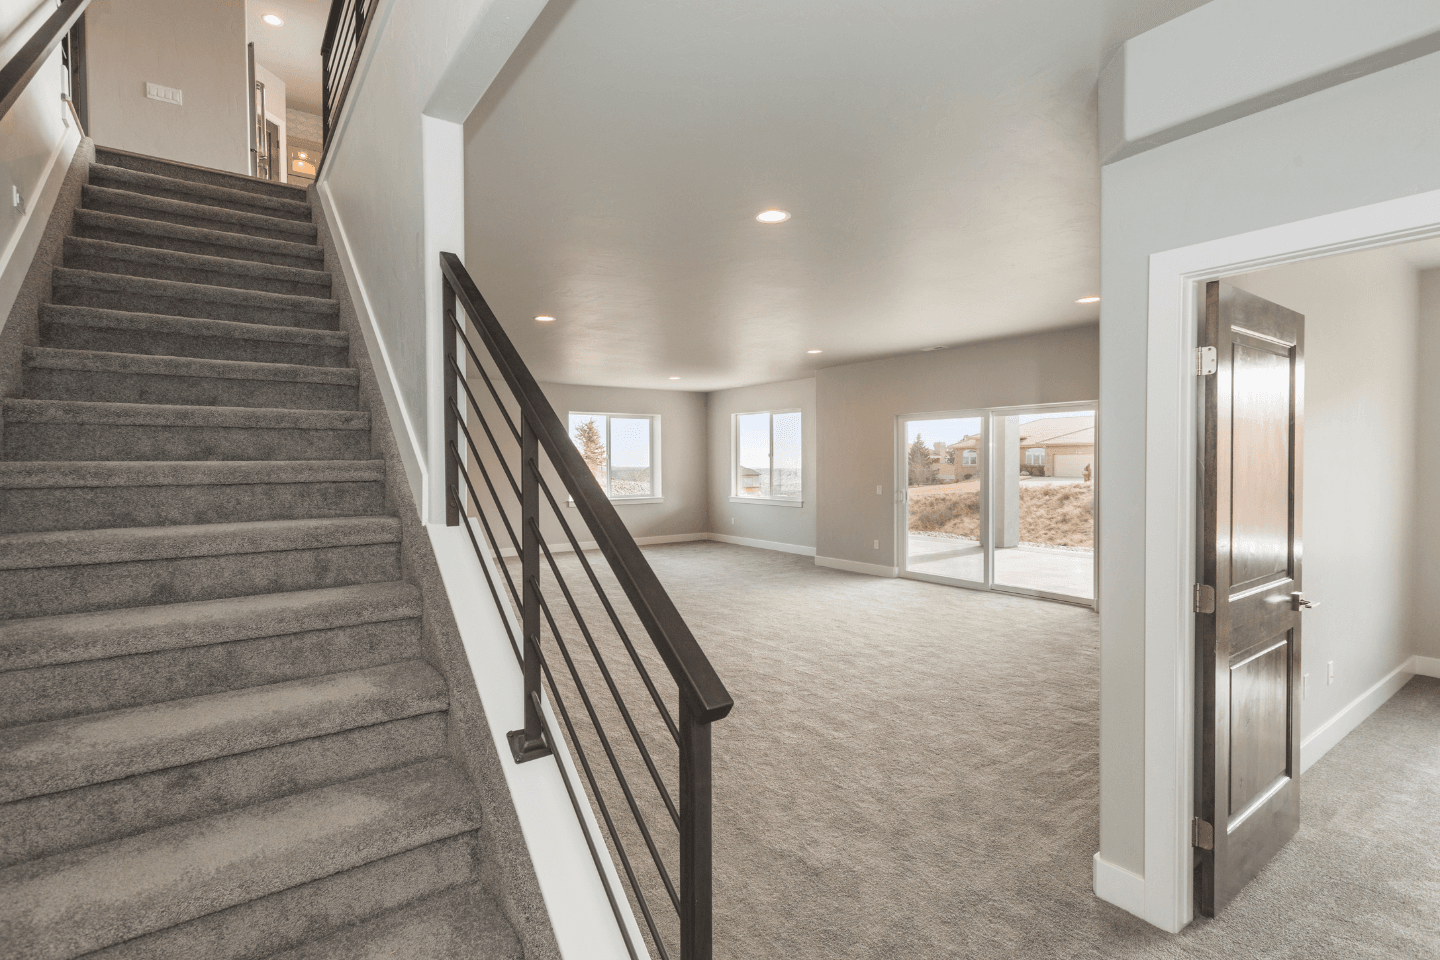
xmin=41 ymin=303 xmax=347 ymax=345
xmin=0 ymin=515 xmax=400 ymax=571
xmin=52 ymin=267 xmax=339 ymax=315
xmin=89 ymin=164 xmax=313 ymax=220
xmin=0 ymin=661 xmax=446 ymax=803
xmin=261 ymin=884 xmax=523 ymax=960
xmin=24 ymin=347 xmax=359 ymax=384
xmin=0 ymin=758 xmax=479 ymax=960
xmin=83 ymin=184 xmax=318 ymax=240
xmin=94 ymin=146 xmax=310 ymax=201
xmin=73 ymin=209 xmax=324 ymax=263
xmin=0 ymin=459 xmax=384 ymax=489
xmin=65 ymin=236 xmax=329 ymax=285
xmin=0 ymin=580 xmax=418 ymax=670
xmin=3 ymin=397 xmax=369 ymax=429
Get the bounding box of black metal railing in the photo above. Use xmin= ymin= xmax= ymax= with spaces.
xmin=0 ymin=0 xmax=90 ymax=124
xmin=440 ymin=252 xmax=732 ymax=960
xmin=320 ymin=0 xmax=377 ymax=148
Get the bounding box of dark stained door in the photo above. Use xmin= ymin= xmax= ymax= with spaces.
xmin=1196 ymin=281 xmax=1305 ymax=916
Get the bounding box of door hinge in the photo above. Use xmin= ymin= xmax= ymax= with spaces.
xmin=1193 ymin=583 xmax=1215 ymax=614
xmin=1196 ymin=345 xmax=1217 ymax=376
xmin=1192 ymin=817 xmax=1214 ymax=851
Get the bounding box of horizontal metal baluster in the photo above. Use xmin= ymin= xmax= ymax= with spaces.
xmin=450 ymin=474 xmax=521 ymax=665
xmin=452 ymin=439 xmax=522 ymax=609
xmin=537 ymin=476 xmax=679 ymax=743
xmin=450 ymin=362 xmax=522 ymax=497
xmin=534 ymin=520 xmax=680 ymax=826
xmin=453 ymin=324 xmax=523 ymax=443
xmin=452 ymin=411 xmax=523 ymax=557
xmin=536 ymin=592 xmax=681 ymax=913
xmin=531 ymin=645 xmax=673 ymax=960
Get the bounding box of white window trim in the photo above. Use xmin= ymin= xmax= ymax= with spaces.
xmin=731 ymin=408 xmax=803 ymax=504
xmin=567 ymin=411 xmax=662 ymax=501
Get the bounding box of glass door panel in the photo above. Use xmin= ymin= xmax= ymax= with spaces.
xmin=902 ymin=416 xmax=985 ymax=585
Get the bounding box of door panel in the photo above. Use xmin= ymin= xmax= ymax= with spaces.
xmin=1196 ymin=281 xmax=1305 ymax=916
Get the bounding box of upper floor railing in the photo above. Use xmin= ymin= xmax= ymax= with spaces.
xmin=0 ymin=0 xmax=90 ymax=125
xmin=439 ymin=252 xmax=732 ymax=960
xmin=320 ymin=0 xmax=378 ymax=148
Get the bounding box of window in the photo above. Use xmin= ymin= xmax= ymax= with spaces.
xmin=1025 ymin=447 xmax=1046 ymax=466
xmin=568 ymin=413 xmax=660 ymax=500
xmin=733 ymin=409 xmax=802 ymax=503
xmin=962 ymin=448 xmax=977 ymax=466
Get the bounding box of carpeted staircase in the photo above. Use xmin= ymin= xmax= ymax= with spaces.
xmin=0 ymin=149 xmax=525 ymax=960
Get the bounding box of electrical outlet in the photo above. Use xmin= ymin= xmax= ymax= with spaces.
xmin=12 ymin=186 xmax=24 ymax=215
xmin=876 ymin=485 xmax=882 ymax=495
xmin=730 ymin=517 xmax=734 ymax=525
xmin=1302 ymin=673 xmax=1310 ymax=699
xmin=1327 ymin=661 xmax=1334 ymax=685
xmin=144 ymin=82 xmax=183 ymax=105
xmin=873 ymin=539 xmax=879 ymax=550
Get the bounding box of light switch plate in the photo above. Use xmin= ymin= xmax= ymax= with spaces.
xmin=145 ymin=82 xmax=183 ymax=105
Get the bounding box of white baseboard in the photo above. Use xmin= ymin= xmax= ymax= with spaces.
xmin=1299 ymin=655 xmax=1421 ymax=773
xmin=496 ymin=531 xmax=709 ymax=559
xmin=708 ymin=533 xmax=816 ymax=557
xmin=1412 ymin=655 xmax=1440 ymax=678
xmin=1092 ymin=853 xmax=1146 ymax=918
xmin=814 ymin=555 xmax=900 ymax=578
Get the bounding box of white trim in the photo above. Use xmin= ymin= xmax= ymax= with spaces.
xmin=1130 ymin=186 xmax=1440 ymax=934
xmin=497 ymin=531 xmax=708 ymax=559
xmin=728 ymin=496 xmax=803 ymax=508
xmin=568 ymin=497 xmax=665 ymax=507
xmin=1299 ymin=657 xmax=1417 ymax=773
xmin=1413 ymin=655 xmax=1440 ymax=678
xmin=0 ymin=113 xmax=79 ymax=331
xmin=1093 ymin=853 xmax=1146 ymax=918
xmin=315 ymin=180 xmax=429 ymax=515
xmin=708 ymin=533 xmax=815 ymax=557
xmin=814 ymin=555 xmax=900 ymax=578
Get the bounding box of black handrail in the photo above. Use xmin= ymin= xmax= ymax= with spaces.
xmin=319 ymin=0 xmax=376 ymax=160
xmin=440 ymin=251 xmax=730 ymax=960
xmin=0 ymin=0 xmax=90 ymax=124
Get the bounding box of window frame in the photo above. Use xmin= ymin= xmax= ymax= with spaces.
xmin=566 ymin=411 xmax=663 ymax=504
xmin=730 ymin=408 xmax=804 ymax=507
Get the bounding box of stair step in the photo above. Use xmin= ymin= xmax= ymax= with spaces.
xmin=262 ymin=884 xmax=524 ymax=960
xmin=0 ymin=713 xmax=447 ymax=868
xmin=40 ymin=303 xmax=350 ymax=368
xmin=64 ymin=235 xmax=331 ymax=297
xmin=0 ymin=758 xmax=480 ymax=960
xmin=95 ymin=145 xmax=309 ymax=202
xmin=22 ymin=347 xmax=359 ymax=411
xmin=2 ymin=398 xmax=371 ymax=462
xmin=52 ymin=268 xmax=339 ymax=330
xmin=0 ymin=459 xmax=387 ymax=533
xmin=89 ymin=163 xmax=313 ymax=223
xmin=0 ymin=516 xmax=401 ymax=618
xmin=83 ymin=184 xmax=318 ymax=244
xmin=82 ymin=833 xmax=481 ymax=960
xmin=73 ymin=209 xmax=325 ymax=270
xmin=0 ymin=660 xmax=446 ymax=802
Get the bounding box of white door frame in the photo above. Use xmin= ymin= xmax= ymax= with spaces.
xmin=1138 ymin=186 xmax=1440 ymax=933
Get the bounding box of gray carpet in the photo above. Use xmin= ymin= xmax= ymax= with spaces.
xmin=531 ymin=540 xmax=1440 ymax=959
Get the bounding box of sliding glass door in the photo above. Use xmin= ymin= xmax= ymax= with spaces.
xmin=897 ymin=404 xmax=1096 ymax=605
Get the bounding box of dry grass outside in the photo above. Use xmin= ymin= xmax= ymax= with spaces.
xmin=907 ymin=482 xmax=1094 ymax=548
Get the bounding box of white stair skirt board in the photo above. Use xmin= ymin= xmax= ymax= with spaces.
xmin=814 ymin=555 xmax=900 ymax=578
xmin=708 ymin=533 xmax=816 ymax=557
xmin=1299 ymin=654 xmax=1439 ymax=774
xmin=0 ymin=121 xmax=81 ymax=328
xmin=1413 ymin=655 xmax=1440 ymax=678
xmin=1092 ymin=853 xmax=1146 ymax=918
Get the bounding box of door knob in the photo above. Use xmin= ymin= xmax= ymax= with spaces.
xmin=1291 ymin=592 xmax=1318 ymax=611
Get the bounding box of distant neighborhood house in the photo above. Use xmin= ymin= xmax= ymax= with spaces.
xmin=925 ymin=414 xmax=1094 ymax=481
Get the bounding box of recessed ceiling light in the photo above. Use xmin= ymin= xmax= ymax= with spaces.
xmin=669 ymin=376 xmax=680 ymax=380
xmin=262 ymin=14 xmax=283 ymax=25
xmin=534 ymin=315 xmax=555 ymax=322
xmin=1076 ymin=296 xmax=1100 ymax=303
xmin=297 ymin=152 xmax=307 ymax=159
xmin=756 ymin=209 xmax=790 ymax=223
xmin=807 ymin=349 xmax=822 ymax=354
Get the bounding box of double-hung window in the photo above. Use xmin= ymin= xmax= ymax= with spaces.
xmin=732 ymin=409 xmax=802 ymax=504
xmin=962 ymin=448 xmax=977 ymax=466
xmin=568 ymin=413 xmax=661 ymax=500
xmin=1025 ymin=447 xmax=1046 ymax=466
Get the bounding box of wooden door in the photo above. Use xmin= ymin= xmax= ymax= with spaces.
xmin=1195 ymin=281 xmax=1305 ymax=916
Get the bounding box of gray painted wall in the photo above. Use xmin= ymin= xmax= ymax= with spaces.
xmin=1099 ymin=49 xmax=1440 ymax=876
xmin=1418 ymin=268 xmax=1440 ymax=660
xmin=815 ymin=325 xmax=1099 ymax=568
xmin=707 ymin=378 xmax=817 ymax=551
xmin=85 ymin=0 xmax=249 ymax=173
xmin=1229 ymin=251 xmax=1420 ymax=743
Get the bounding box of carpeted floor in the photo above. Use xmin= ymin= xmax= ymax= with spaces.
xmin=529 ymin=541 xmax=1440 ymax=959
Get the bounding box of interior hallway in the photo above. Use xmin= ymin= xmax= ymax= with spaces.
xmin=538 ymin=541 xmax=1440 ymax=959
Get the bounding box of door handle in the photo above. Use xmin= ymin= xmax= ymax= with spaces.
xmin=1291 ymin=591 xmax=1318 ymax=611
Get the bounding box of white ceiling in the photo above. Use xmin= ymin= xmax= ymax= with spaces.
xmin=246 ymin=0 xmax=328 ymax=115
xmin=463 ymin=0 xmax=1212 ymax=391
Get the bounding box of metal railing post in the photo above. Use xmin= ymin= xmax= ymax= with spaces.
xmin=508 ymin=418 xmax=552 ymax=763
xmin=679 ymin=698 xmax=713 ymax=960
xmin=443 ymin=282 xmax=459 ymax=527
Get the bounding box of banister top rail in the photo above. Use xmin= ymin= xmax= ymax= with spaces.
xmin=0 ymin=0 xmax=90 ymax=124
xmin=440 ymin=250 xmax=734 ymax=724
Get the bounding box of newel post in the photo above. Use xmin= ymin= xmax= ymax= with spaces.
xmin=678 ymin=697 xmax=714 ymax=960
xmin=507 ymin=417 xmax=551 ymax=763
xmin=443 ymin=281 xmax=459 ymax=527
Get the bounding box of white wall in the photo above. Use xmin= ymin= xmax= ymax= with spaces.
xmin=1417 ymin=268 xmax=1440 ymax=660
xmin=84 ymin=0 xmax=249 ymax=173
xmin=1228 ymin=252 xmax=1420 ymax=745
xmin=707 ymin=378 xmax=817 ymax=554
xmin=1098 ymin=8 xmax=1440 ymax=925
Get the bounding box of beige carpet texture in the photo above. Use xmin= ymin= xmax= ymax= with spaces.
xmin=520 ymin=540 xmax=1440 ymax=960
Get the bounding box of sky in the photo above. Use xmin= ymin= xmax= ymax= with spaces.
xmin=569 ymin=414 xmax=651 ymax=469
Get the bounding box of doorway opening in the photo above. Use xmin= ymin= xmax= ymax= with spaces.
xmin=899 ymin=403 xmax=1096 ymax=605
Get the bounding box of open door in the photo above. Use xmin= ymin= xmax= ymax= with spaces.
xmin=1195 ymin=281 xmax=1306 ymax=915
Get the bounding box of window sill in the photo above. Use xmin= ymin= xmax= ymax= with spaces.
xmin=729 ymin=496 xmax=804 ymax=508
xmin=568 ymin=497 xmax=665 ymax=507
